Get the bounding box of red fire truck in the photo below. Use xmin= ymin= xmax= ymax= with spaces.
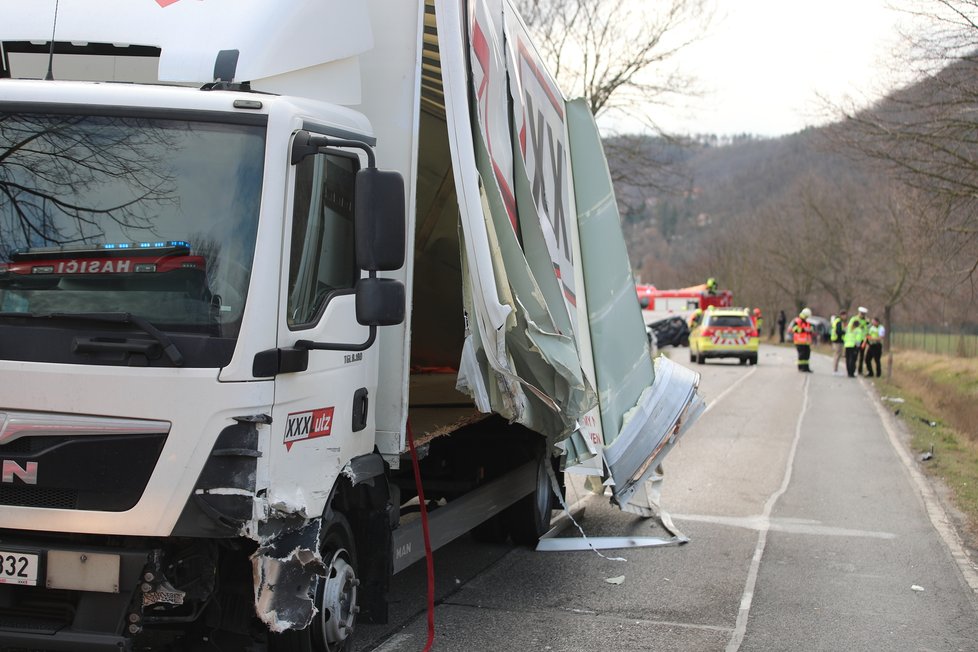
xmin=638 ymin=284 xmax=733 ymax=315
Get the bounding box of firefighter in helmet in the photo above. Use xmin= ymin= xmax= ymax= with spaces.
xmin=791 ymin=308 xmax=814 ymax=372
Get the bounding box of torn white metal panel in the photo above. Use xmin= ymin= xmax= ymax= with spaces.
xmin=474 ymin=133 xmax=595 ymax=446
xmin=566 ymin=98 xmax=659 ymax=448
xmin=435 ymin=0 xmax=514 ymax=354
xmin=437 ymin=0 xmax=590 ymax=452
xmin=536 ymin=535 xmax=687 ymax=552
xmin=467 ymin=0 xmax=517 ymax=230
xmin=604 ymin=356 xmax=704 ymax=509
xmin=616 ymin=464 xmax=688 ymax=541
xmin=565 ymin=98 xmax=704 ymax=507
xmin=502 ymin=2 xmax=579 ymax=321
xmin=5 ymin=0 xmax=373 ymax=87
xmin=560 ymin=409 xmax=604 ymax=475
xmin=438 ymin=0 xmax=598 ymax=455
xmin=252 ymin=519 xmax=325 ymax=633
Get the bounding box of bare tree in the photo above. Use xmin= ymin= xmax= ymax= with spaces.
xmin=516 ymin=0 xmax=712 ymax=196
xmin=837 ymin=0 xmax=978 ymax=278
xmin=517 ymin=0 xmax=711 ymax=124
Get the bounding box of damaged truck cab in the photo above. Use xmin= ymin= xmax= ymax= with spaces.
xmin=0 ymin=1 xmax=702 ymax=650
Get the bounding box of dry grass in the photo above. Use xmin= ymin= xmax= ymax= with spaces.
xmin=887 ymin=349 xmax=978 ymax=441
xmin=875 ymin=349 xmax=978 ymax=550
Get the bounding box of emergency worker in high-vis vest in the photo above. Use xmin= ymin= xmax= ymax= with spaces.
xmin=831 ymin=309 xmax=847 ymax=374
xmin=791 ymin=308 xmax=814 ymax=373
xmin=844 ymin=306 xmax=869 ymax=378
xmin=865 ymin=317 xmax=883 ymax=377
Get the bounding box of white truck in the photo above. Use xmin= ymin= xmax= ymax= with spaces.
xmin=0 ymin=1 xmax=702 ymax=649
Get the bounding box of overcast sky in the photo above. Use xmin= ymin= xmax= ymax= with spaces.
xmin=603 ymin=0 xmax=923 ymax=137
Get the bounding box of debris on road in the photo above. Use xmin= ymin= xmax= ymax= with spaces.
xmin=604 ymin=575 xmax=626 ymax=585
xmin=919 ymin=445 xmax=935 ymax=462
xmin=911 ymin=585 xmax=925 ymax=592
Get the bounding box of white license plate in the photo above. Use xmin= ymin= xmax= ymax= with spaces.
xmin=0 ymin=549 xmax=41 ymax=586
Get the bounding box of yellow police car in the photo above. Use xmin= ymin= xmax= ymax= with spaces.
xmin=689 ymin=307 xmax=759 ymax=365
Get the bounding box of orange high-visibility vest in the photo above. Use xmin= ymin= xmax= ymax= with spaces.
xmin=791 ymin=317 xmax=813 ymax=345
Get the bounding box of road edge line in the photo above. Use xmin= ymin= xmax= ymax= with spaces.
xmin=863 ymin=378 xmax=978 ymax=596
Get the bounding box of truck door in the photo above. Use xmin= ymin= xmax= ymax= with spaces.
xmin=269 ymin=143 xmax=378 ymax=512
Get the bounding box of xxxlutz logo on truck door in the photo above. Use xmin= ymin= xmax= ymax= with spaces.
xmin=284 ymin=407 xmax=334 ymax=451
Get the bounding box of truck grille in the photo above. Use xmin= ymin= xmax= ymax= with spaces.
xmin=0 ymin=485 xmax=76 ymax=510
xmin=0 ymin=433 xmax=167 ymax=511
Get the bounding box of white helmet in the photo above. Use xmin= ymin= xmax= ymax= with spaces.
xmin=800 ymin=308 xmax=812 ymax=318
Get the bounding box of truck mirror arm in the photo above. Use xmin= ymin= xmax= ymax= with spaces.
xmin=294 ymin=326 xmax=377 ymax=353
xmin=291 ymin=273 xmax=404 ymax=354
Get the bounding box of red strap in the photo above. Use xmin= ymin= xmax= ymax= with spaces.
xmin=407 ymin=422 xmax=436 ymax=651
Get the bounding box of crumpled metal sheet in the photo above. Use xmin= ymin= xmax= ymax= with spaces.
xmin=565 ymin=99 xmax=704 ymax=505
xmin=252 ymin=519 xmax=325 ymax=633
xmin=604 ymin=356 xmax=705 ymax=509
xmin=439 ymin=1 xmax=703 ymax=482
xmin=438 ymin=0 xmax=596 ymax=460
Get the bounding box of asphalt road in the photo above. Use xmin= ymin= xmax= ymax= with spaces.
xmin=355 ymin=344 xmax=978 ymax=651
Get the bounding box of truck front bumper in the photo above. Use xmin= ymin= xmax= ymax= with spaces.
xmin=0 ymin=533 xmax=152 ymax=651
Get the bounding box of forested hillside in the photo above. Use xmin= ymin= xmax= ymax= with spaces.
xmin=609 ymin=60 xmax=978 ymax=333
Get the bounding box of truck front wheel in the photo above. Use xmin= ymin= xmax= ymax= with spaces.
xmin=271 ymin=512 xmax=359 ymax=652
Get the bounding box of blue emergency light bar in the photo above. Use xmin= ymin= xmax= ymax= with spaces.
xmin=10 ymin=241 xmax=192 ymax=261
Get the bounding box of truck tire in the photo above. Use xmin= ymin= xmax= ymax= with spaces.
xmin=505 ymin=445 xmax=557 ymax=546
xmin=271 ymin=512 xmax=359 ymax=652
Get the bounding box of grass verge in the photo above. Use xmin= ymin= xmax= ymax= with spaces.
xmin=873 ymin=349 xmax=978 ymax=549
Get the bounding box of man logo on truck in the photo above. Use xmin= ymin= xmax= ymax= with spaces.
xmin=1 ymin=461 xmax=37 ymax=485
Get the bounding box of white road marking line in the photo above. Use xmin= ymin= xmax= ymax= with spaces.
xmin=725 ymin=375 xmax=811 ymax=652
xmin=864 ymin=378 xmax=978 ymax=595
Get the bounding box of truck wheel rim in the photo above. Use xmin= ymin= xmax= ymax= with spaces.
xmin=318 ymin=547 xmax=357 ymax=650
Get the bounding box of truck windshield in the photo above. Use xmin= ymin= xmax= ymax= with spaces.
xmin=0 ymin=110 xmax=265 ymax=361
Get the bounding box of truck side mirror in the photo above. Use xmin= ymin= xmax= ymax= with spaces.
xmin=355 ymin=168 xmax=405 ymax=271
xmin=356 ymin=277 xmax=405 ymax=326
xmin=354 ymin=168 xmax=405 ymax=327
xmin=287 ymin=135 xmax=407 ymax=358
